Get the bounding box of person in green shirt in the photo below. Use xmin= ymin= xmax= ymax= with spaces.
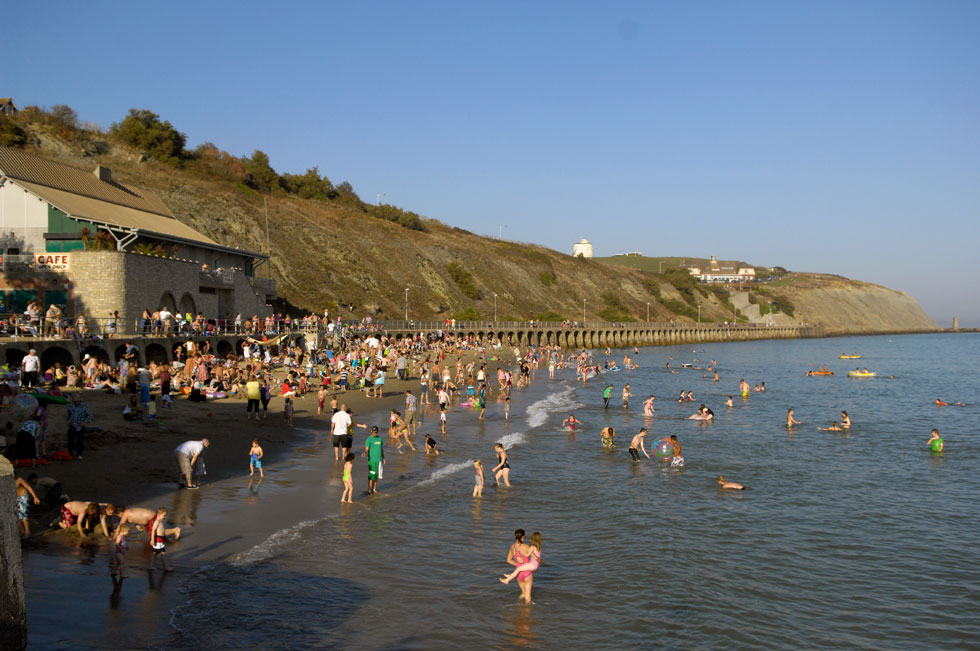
xmin=363 ymin=426 xmax=385 ymax=494
xmin=927 ymin=429 xmax=944 ymax=454
xmin=603 ymin=384 xmax=613 ymax=409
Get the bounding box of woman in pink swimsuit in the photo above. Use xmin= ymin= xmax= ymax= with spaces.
xmin=500 ymin=531 xmax=542 ymax=603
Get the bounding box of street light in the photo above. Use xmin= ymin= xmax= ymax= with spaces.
xmin=659 ymin=260 xmax=664 ymax=273
xmin=377 ymin=192 xmax=386 ymax=206
xmin=646 ymin=302 xmax=650 ymax=322
xmin=583 ymin=298 xmax=587 ymax=324
xmin=493 ymin=293 xmax=498 ymax=323
xmin=404 ymin=287 xmax=409 ymax=321
xmin=697 ymin=304 xmax=701 ymax=324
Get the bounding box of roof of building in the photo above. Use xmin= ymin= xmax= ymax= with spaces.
xmin=0 ymin=98 xmax=15 ymax=106
xmin=0 ymin=147 xmax=265 ymax=257
xmin=685 ymin=257 xmax=755 ymax=274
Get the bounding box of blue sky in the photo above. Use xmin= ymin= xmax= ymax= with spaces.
xmin=5 ymin=1 xmax=978 ymax=325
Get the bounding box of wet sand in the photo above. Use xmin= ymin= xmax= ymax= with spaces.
xmin=13 ymin=367 xmax=457 ymax=648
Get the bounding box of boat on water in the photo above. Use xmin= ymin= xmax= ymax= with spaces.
xmin=840 ymin=354 xmax=861 ymax=359
xmin=848 ymin=370 xmax=877 ymax=378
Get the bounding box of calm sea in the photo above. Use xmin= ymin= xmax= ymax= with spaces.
xmin=169 ymin=333 xmax=978 ymax=649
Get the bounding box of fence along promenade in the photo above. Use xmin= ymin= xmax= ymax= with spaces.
xmin=0 ymin=316 xmax=822 ymax=371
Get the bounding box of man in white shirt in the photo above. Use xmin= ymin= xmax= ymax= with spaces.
xmin=174 ymin=438 xmax=209 ymax=489
xmin=159 ymin=307 xmax=172 ymax=333
xmin=21 ymin=348 xmax=40 ymax=388
xmin=330 ymin=405 xmax=352 ymax=461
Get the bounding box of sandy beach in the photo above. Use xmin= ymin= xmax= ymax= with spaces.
xmin=12 ymin=364 xmax=453 ymax=648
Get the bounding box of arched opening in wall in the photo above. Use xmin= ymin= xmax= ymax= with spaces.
xmin=294 ymin=336 xmax=307 ymax=352
xmin=145 ymin=343 xmax=169 ymax=365
xmin=217 ymin=340 xmax=233 ymax=358
xmin=40 ymin=347 xmax=74 ymax=372
xmin=235 ymin=339 xmax=248 ymax=355
xmin=5 ymin=348 xmax=26 ymax=368
xmin=83 ymin=345 xmax=110 ymax=364
xmin=178 ymin=293 xmax=197 ymax=318
xmin=159 ymin=291 xmax=177 ymax=313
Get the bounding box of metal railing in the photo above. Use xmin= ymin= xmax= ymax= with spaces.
xmin=0 ymin=314 xmax=819 ymax=341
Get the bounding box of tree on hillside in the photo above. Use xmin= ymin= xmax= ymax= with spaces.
xmin=242 ymin=150 xmax=281 ymax=193
xmin=280 ymin=166 xmax=336 ymax=200
xmin=111 ymin=109 xmax=187 ymax=166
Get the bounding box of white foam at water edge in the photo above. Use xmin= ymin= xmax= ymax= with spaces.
xmin=526 ymin=385 xmax=584 ymax=428
xmin=228 ymin=516 xmax=327 ymax=567
xmin=415 ymin=461 xmax=474 ymax=487
xmin=496 ymin=431 xmax=526 ymax=450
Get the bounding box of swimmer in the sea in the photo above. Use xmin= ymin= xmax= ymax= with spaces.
xmin=725 ymin=396 xmax=734 ymax=408
xmin=643 ymin=395 xmax=655 ymax=416
xmin=669 ymin=435 xmax=684 ymax=467
xmin=927 ymin=429 xmax=944 ymax=453
xmin=739 ymin=379 xmax=750 ymax=397
xmin=601 ymin=426 xmax=615 ymax=448
xmin=622 ymin=384 xmax=632 ymax=408
xmin=628 ymin=428 xmax=650 ymax=461
xmin=840 ymin=411 xmax=850 ymax=428
xmin=786 ymin=408 xmax=802 ymax=428
xmin=562 ymin=414 xmax=580 ymax=430
xmin=936 ymin=398 xmax=966 ymax=407
xmin=718 ymin=475 xmax=744 ymax=490
xmin=818 ymin=422 xmax=843 ymax=431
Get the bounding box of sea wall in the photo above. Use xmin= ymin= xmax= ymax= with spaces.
xmin=0 ymin=457 xmax=27 ymax=649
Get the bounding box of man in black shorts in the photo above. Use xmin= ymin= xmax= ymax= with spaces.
xmin=628 ymin=428 xmax=650 ymax=461
xmin=330 ymin=403 xmax=351 ymax=461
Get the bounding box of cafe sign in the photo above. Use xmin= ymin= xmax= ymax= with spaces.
xmin=35 ymin=253 xmax=71 ymax=271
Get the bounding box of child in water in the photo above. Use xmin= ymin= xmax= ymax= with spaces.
xmin=425 ymin=434 xmax=440 ymax=455
xmin=249 ymin=439 xmax=264 ymax=477
xmin=818 ymin=422 xmax=844 ymax=431
xmin=718 ymin=476 xmax=744 ymax=490
xmin=284 ymin=398 xmax=294 ymax=426
xmin=499 ymin=531 xmax=542 ymax=583
xmin=111 ymin=524 xmax=130 ymax=578
xmin=473 ymin=459 xmax=484 ymax=497
xmin=340 ymin=453 xmax=354 ymax=503
xmin=504 ymin=396 xmax=510 ymax=420
xmin=725 ymin=396 xmax=734 ymax=407
xmin=643 ymin=395 xmax=655 ymax=416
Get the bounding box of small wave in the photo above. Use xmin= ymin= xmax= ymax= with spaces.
xmin=526 ymin=385 xmax=583 ymax=428
xmin=496 ymin=431 xmax=526 ymax=450
xmin=229 ymin=517 xmax=326 ymax=567
xmin=415 ymin=461 xmax=473 ymax=487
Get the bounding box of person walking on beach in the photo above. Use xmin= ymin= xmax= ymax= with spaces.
xmin=148 ymin=507 xmax=172 ymax=572
xmin=66 ymin=394 xmax=93 ymax=460
xmin=405 ymin=390 xmax=419 ymax=438
xmin=363 ymin=426 xmax=385 ymax=495
xmin=331 ymin=404 xmax=352 ymax=461
xmin=249 ymin=439 xmax=264 ymax=477
xmin=340 ymin=453 xmax=355 ymax=503
xmin=175 ymin=438 xmax=209 ymax=489
xmin=603 ymin=384 xmax=613 ymax=409
xmin=492 ymin=443 xmax=511 ymax=487
xmin=628 ymin=428 xmax=650 ymax=461
xmin=245 ymin=375 xmax=261 ymax=419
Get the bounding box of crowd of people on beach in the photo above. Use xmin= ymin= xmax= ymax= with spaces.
xmin=4 ymin=320 xmax=961 ymax=607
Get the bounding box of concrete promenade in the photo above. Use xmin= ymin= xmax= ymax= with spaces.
xmin=0 ymin=321 xmax=823 ymax=369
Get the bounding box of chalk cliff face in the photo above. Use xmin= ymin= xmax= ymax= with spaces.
xmin=735 ymin=274 xmax=938 ymax=334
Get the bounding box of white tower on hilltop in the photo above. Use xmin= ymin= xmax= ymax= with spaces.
xmin=573 ymin=238 xmax=593 ymax=258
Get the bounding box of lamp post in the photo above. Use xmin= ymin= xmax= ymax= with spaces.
xmin=404 ymin=287 xmax=409 ymax=321
xmin=493 ymin=293 xmax=498 ymax=323
xmin=659 ymin=260 xmax=664 ymax=273
xmin=697 ymin=304 xmax=701 ymax=324
xmin=583 ymin=298 xmax=587 ymax=324
xmin=646 ymin=302 xmax=650 ymax=322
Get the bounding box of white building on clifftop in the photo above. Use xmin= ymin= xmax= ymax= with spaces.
xmin=573 ymin=238 xmax=593 ymax=258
